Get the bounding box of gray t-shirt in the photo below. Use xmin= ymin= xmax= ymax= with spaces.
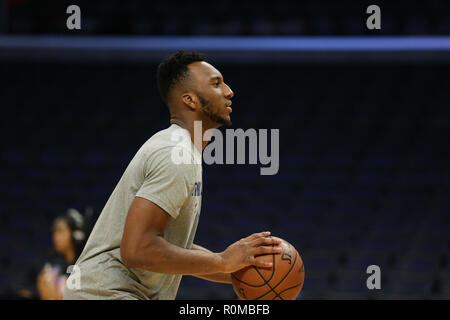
xmin=64 ymin=124 xmax=203 ymax=300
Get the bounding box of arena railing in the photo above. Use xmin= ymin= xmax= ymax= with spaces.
xmin=0 ymin=36 xmax=449 ymax=63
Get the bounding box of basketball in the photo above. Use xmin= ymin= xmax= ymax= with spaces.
xmin=231 ymin=238 xmax=305 ymax=300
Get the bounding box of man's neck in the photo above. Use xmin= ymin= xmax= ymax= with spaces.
xmin=170 ymin=117 xmax=219 ymax=152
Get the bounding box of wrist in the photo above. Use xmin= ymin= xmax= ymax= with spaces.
xmin=215 ymin=252 xmax=227 ymax=273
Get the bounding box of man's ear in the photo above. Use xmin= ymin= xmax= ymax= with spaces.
xmin=181 ymin=92 xmax=198 ymax=111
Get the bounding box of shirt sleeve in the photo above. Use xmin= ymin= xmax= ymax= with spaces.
xmin=135 ymin=146 xmax=196 ymax=219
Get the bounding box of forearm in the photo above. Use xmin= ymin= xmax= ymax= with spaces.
xmin=121 ymin=236 xmax=224 ymax=276
xmin=191 ymin=244 xmax=232 ymax=284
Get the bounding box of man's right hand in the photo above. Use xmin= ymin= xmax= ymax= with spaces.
xmin=122 ymin=197 xmax=283 ymax=277
xmin=218 ymin=232 xmax=283 ymax=273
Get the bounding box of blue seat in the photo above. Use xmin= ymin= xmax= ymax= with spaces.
xmin=303 ymin=253 xmax=338 ymax=271
xmin=345 ymin=252 xmax=390 ymax=271
xmin=389 ymin=278 xmax=432 ymax=295
xmin=357 ymin=237 xmax=402 ymax=254
xmin=40 ymin=151 xmax=65 ymax=166
xmin=335 ymin=271 xmax=369 ymax=293
xmin=301 ymin=271 xmax=328 ymax=293
xmin=438 ymin=274 xmax=450 ymax=296
xmin=410 ymin=238 xmax=448 ymax=254
xmin=396 ymin=257 xmax=439 ymax=274
xmin=82 ymin=151 xmax=107 ymax=167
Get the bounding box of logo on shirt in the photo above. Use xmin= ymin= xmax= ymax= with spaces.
xmin=192 ymin=181 xmax=202 ymax=197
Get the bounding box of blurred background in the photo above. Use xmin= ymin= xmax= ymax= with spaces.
xmin=0 ymin=0 xmax=449 ymax=300
xmin=4 ymin=0 xmax=450 ymax=35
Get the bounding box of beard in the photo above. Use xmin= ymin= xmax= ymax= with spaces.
xmin=198 ymin=94 xmax=232 ymax=127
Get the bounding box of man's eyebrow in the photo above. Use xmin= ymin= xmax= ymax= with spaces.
xmin=210 ymin=75 xmax=223 ymax=82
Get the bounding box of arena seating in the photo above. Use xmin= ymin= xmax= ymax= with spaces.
xmin=6 ymin=0 xmax=450 ymax=35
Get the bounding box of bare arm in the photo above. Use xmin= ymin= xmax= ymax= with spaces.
xmin=190 ymin=244 xmax=232 ymax=284
xmin=120 ymin=197 xmax=282 ymax=276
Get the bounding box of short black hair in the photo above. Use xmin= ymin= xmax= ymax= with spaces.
xmin=156 ymin=50 xmax=206 ymax=105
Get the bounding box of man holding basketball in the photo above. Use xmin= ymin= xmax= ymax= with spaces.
xmin=64 ymin=51 xmax=282 ymax=300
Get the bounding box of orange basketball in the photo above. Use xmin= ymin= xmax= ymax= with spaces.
xmin=231 ymin=238 xmax=305 ymax=300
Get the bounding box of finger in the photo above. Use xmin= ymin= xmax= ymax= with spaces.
xmin=246 ymin=231 xmax=271 ymax=241
xmin=250 ymin=236 xmax=282 ymax=247
xmin=252 ymin=245 xmax=283 ymax=256
xmin=248 ymin=256 xmax=273 ymax=268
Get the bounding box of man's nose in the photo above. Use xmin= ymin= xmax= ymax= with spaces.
xmin=224 ymin=84 xmax=234 ymax=99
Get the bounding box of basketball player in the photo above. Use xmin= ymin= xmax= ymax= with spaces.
xmin=64 ymin=51 xmax=282 ymax=300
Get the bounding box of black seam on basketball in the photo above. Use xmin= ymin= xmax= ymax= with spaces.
xmin=252 ymin=237 xmax=277 ymax=283
xmin=231 ymin=236 xmax=277 ymax=288
xmin=268 ymin=282 xmax=284 ymax=300
xmin=250 ymin=238 xmax=282 ymax=300
xmin=261 ymin=236 xmax=277 ymax=282
xmin=277 ymin=281 xmax=304 ymax=297
xmin=274 ymin=259 xmax=305 ymax=298
xmin=253 ymin=266 xmax=283 ymax=300
xmin=231 ymin=273 xmax=265 ymax=288
xmin=255 ymin=245 xmax=297 ymax=300
xmin=252 ymin=244 xmax=298 ymax=300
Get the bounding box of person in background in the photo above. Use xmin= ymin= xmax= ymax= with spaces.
xmin=37 ymin=208 xmax=91 ymax=300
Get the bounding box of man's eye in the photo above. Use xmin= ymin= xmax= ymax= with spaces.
xmin=214 ymin=81 xmax=220 ymax=87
